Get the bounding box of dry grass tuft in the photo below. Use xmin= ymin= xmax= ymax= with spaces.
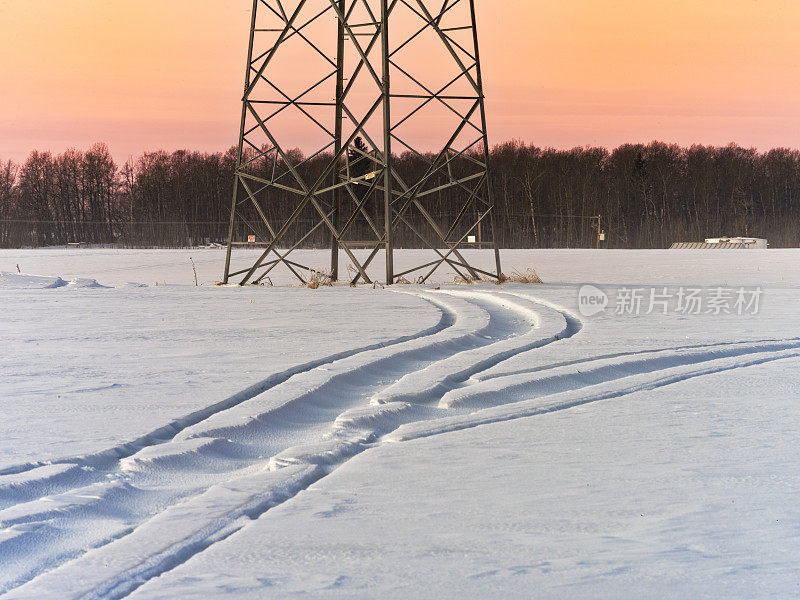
xmin=451 ymin=269 xmax=542 ymax=286
xmin=504 ymin=268 xmax=544 ymax=284
xmin=304 ymin=270 xmax=334 ymax=289
xmin=452 ymin=272 xmax=496 ymax=285
xmin=395 ymin=276 xmax=413 ymax=285
xmin=452 ymin=274 xmax=478 ymax=285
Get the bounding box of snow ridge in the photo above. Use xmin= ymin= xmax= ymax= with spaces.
xmin=0 ymin=292 xmax=456 ymax=479
xmin=3 ymin=286 xmax=798 ymax=599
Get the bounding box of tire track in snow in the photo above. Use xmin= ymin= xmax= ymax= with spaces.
xmin=388 ymin=350 xmax=800 ymax=443
xmin=0 ymin=292 xmax=468 ymax=594
xmin=3 ymin=466 xmax=324 ymax=600
xmin=0 ymin=290 xmax=552 ymax=597
xmin=114 ymin=344 xmax=800 ymax=600
xmin=369 ymin=290 xmax=582 ymax=406
xmin=5 ymin=288 xmax=797 ymax=599
xmin=0 ymin=293 xmax=458 ymax=480
xmin=438 ymin=338 xmax=800 ymax=409
xmin=479 ymin=336 xmax=800 ymax=382
xmin=164 ymin=292 xmax=507 ymax=445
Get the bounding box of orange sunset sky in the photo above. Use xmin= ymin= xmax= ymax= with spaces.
xmin=1 ymin=0 xmax=800 ymax=164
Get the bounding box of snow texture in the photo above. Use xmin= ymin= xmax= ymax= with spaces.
xmin=1 ymin=248 xmax=799 ymax=599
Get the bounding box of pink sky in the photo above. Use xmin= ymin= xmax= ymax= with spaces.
xmin=1 ymin=0 xmax=800 ymax=164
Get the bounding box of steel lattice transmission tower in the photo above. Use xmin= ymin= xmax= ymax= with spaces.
xmin=223 ymin=0 xmax=502 ymax=285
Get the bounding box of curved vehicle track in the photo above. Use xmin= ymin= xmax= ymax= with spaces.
xmin=1 ymin=287 xmax=797 ymax=599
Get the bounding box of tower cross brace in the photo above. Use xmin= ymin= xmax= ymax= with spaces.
xmin=223 ymin=0 xmax=502 ymax=285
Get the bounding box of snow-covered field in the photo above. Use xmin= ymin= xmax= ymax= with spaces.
xmin=1 ymin=248 xmax=799 ymax=599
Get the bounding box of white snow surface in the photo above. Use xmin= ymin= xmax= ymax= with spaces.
xmin=1 ymin=247 xmax=799 ymax=599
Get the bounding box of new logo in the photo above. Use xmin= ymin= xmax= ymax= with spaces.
xmin=578 ymin=285 xmax=609 ymax=317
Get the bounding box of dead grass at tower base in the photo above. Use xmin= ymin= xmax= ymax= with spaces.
xmin=452 ymin=268 xmax=543 ymax=285
xmin=304 ymin=270 xmax=335 ymax=289
xmin=504 ymin=268 xmax=544 ymax=284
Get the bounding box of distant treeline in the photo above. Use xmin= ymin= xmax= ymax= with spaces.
xmin=1 ymin=140 xmax=798 ymax=248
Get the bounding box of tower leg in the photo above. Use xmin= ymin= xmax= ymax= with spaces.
xmin=381 ymin=0 xmax=394 ymax=285
xmin=470 ymin=0 xmax=502 ymax=279
xmin=331 ymin=0 xmax=346 ymax=282
xmin=222 ymin=179 xmax=238 ymax=284
xmin=223 ymin=0 xmax=259 ymax=285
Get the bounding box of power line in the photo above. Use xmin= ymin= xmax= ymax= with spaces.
xmin=0 ymin=219 xmax=230 ymax=225
xmin=1 ymin=214 xmax=602 ymax=225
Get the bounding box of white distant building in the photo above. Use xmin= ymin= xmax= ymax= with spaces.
xmin=671 ymin=236 xmax=769 ymax=250
xmin=704 ymin=237 xmax=768 ymax=249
